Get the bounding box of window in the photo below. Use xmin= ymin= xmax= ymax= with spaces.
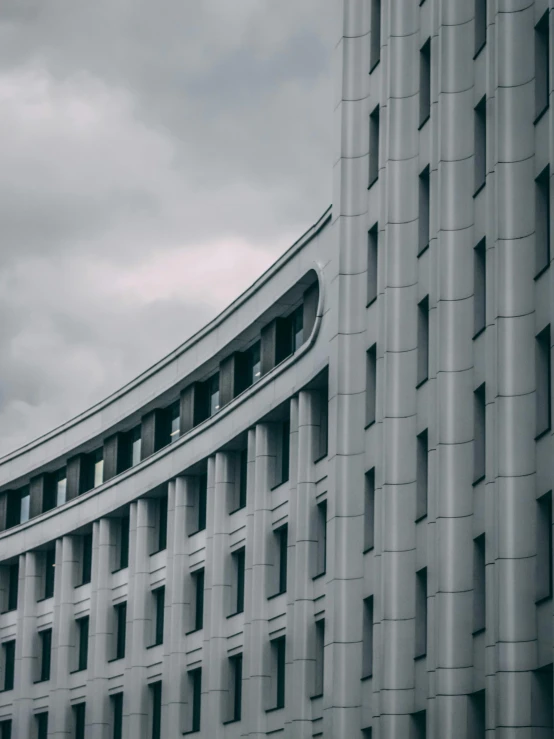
xmin=314 ymin=388 xmax=329 ymax=461
xmin=20 ymin=486 xmax=30 ymax=524
xmin=415 ymin=568 xmax=427 ymax=658
xmin=291 ymin=306 xmax=304 ymax=352
xmin=412 ymin=710 xmax=427 ymax=739
xmin=364 ymin=469 xmax=375 ymax=552
xmin=74 ymin=703 xmax=86 ymax=739
xmin=237 ymin=449 xmax=248 ymax=511
xmin=117 ymin=516 xmax=130 ymax=571
xmin=168 ymin=401 xmax=180 ymax=443
xmin=416 ymin=429 xmax=429 ymax=521
xmin=249 ymin=341 xmax=261 ymax=385
xmin=43 ymin=548 xmax=55 ymax=600
xmin=474 ymin=239 xmax=486 ymax=336
xmin=0 ymin=721 xmax=11 ymax=739
xmin=536 ymin=491 xmax=553 ymax=602
xmin=475 ymin=0 xmax=487 ymax=56
xmin=419 ymin=39 xmax=431 ymax=127
xmin=417 ymin=297 xmax=429 ymax=386
xmin=76 ymin=616 xmax=89 ymax=671
xmin=3 ymin=640 xmax=15 ymax=690
xmin=7 ymin=562 xmax=19 ymax=611
xmin=418 ymin=166 xmax=430 ymax=255
xmin=536 ymin=165 xmax=551 ymax=276
xmin=55 ymin=468 xmax=67 ymax=506
xmin=130 ymin=426 xmax=142 ymax=466
xmin=39 ymin=628 xmax=52 ymax=682
xmin=80 ymin=534 xmax=93 ymax=586
xmin=314 ymin=501 xmax=327 ymax=578
xmin=368 ymin=106 xmax=380 ymax=187
xmin=362 ymin=596 xmax=374 ymax=678
xmin=532 ymin=664 xmax=553 ymax=733
xmin=114 ymin=602 xmax=127 ymax=660
xmin=150 ymin=681 xmax=162 ymax=739
xmin=276 ymin=525 xmax=288 ymax=595
xmin=269 ymin=636 xmax=286 ymax=710
xmin=474 ymin=96 xmax=486 ymax=193
xmin=111 ymin=693 xmax=123 ymax=739
xmin=156 ymin=495 xmax=168 ymax=552
xmin=228 ymin=653 xmax=243 ymax=723
xmin=208 ymin=374 xmax=220 ymax=416
xmin=273 ymin=420 xmax=290 ymax=488
xmin=188 ymin=668 xmax=202 ymax=732
xmin=191 ymin=568 xmax=205 ymax=632
xmin=313 ymin=620 xmax=325 ymax=697
xmin=535 ymin=11 xmax=550 ymax=120
xmin=93 ymin=448 xmax=104 ymax=488
xmin=153 ymin=587 xmax=165 ymax=646
xmin=536 ymin=325 xmax=552 ymax=438
xmin=231 ymin=548 xmax=245 ymax=615
xmin=36 ymin=713 xmax=48 ymax=739
xmin=467 ymin=690 xmax=486 ymax=739
xmin=473 ymin=535 xmax=486 ymax=633
xmin=367 ymin=224 xmax=378 ymax=305
xmin=366 ymin=344 xmax=377 ymax=427
xmin=189 ymin=474 xmax=208 ymax=534
xmin=474 ymin=383 xmax=486 ymax=483
xmin=370 ymin=0 xmax=381 ymax=71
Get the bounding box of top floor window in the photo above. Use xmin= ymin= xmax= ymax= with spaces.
xmin=249 ymin=341 xmax=261 ymax=384
xmin=208 ymin=374 xmax=220 ymax=416
xmin=130 ymin=426 xmax=141 ymax=466
xmin=168 ymin=401 xmax=180 ymax=443
xmin=291 ymin=307 xmax=303 ymax=352
xmin=55 ymin=469 xmax=67 ymax=507
xmin=20 ymin=487 xmax=30 ymax=524
xmin=92 ymin=449 xmax=104 ymax=488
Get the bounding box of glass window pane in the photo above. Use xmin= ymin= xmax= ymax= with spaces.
xmin=131 ymin=427 xmax=141 ymax=466
xmin=56 ymin=471 xmax=67 ymax=507
xmin=20 ymin=491 xmax=30 ymax=524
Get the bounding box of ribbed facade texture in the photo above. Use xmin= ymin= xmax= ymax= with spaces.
xmin=0 ymin=1 xmax=553 ymax=737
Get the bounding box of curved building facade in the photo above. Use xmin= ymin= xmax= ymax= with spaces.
xmin=1 ymin=1 xmax=554 ymax=738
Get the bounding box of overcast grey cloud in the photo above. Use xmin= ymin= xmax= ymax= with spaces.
xmin=0 ymin=0 xmax=334 ymax=454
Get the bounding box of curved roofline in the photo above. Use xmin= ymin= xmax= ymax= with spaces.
xmin=0 ymin=206 xmax=332 ymax=464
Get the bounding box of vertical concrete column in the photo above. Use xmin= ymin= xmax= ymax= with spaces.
xmin=123 ymin=500 xmax=151 ymax=739
xmin=242 ymin=424 xmax=272 ymax=738
xmin=13 ymin=552 xmax=38 ymax=737
xmin=289 ymin=390 xmax=317 ymax=738
xmin=51 ymin=536 xmax=77 ymax=738
xmin=433 ymin=2 xmax=477 ymax=737
xmin=87 ymin=518 xmax=113 ymax=739
xmin=203 ymin=453 xmax=231 ymax=736
xmin=495 ymin=3 xmax=537 ymax=734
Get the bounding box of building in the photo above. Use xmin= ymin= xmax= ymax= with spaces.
xmin=0 ymin=0 xmax=553 ymax=737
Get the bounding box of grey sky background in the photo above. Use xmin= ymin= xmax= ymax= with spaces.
xmin=0 ymin=1 xmax=334 ymax=455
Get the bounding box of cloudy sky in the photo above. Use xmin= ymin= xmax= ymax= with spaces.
xmin=0 ymin=1 xmax=334 ymax=455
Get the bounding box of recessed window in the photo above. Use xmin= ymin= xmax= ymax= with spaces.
xmin=275 ymin=525 xmax=288 ymax=595
xmin=536 ymin=325 xmax=551 ymax=437
xmin=419 ymin=39 xmax=431 ymax=127
xmin=187 ymin=668 xmax=202 ymax=732
xmin=474 ymin=383 xmax=486 ymax=483
xmin=415 ymin=568 xmax=428 ymax=658
xmin=92 ymin=448 xmax=104 ymax=488
xmin=313 ymin=619 xmax=325 ymax=697
xmin=73 ymin=703 xmax=86 ymax=739
xmin=473 ymin=534 xmax=486 ymax=632
xmin=412 ymin=709 xmax=427 ymax=739
xmin=417 ymin=296 xmax=429 ymax=386
xmin=364 ymin=468 xmax=375 ymax=552
xmin=269 ymin=636 xmax=286 ymax=710
xmin=7 ymin=562 xmax=19 ymax=611
xmin=474 ymin=96 xmax=486 ymax=193
xmin=191 ymin=568 xmax=205 ymax=632
xmin=19 ymin=486 xmax=30 ymax=525
xmin=111 ymin=693 xmax=123 ymax=739
xmin=155 ymin=495 xmax=168 ymax=552
xmin=248 ymin=341 xmax=262 ymax=385
xmin=2 ymin=640 xmax=15 ymax=690
xmin=362 ymin=596 xmax=374 ymax=678
xmin=117 ymin=515 xmax=130 ymax=571
xmin=43 ymin=548 xmax=56 ymax=600
xmin=79 ymin=534 xmax=93 ymax=586
xmin=76 ymin=616 xmax=89 ymax=671
xmin=314 ymin=501 xmax=327 ymax=578
xmin=208 ymin=373 xmax=220 ymax=416
xmin=416 ymin=429 xmax=429 ymax=521
xmin=368 ymin=106 xmax=380 ymax=187
xmin=474 ymin=239 xmax=486 ymax=336
xmin=168 ymin=401 xmax=180 ymax=443
xmin=130 ymin=426 xmax=141 ymax=466
xmin=237 ymin=449 xmax=248 ymax=511
xmin=0 ymin=721 xmax=12 ymax=739
xmin=314 ymin=387 xmax=329 ymax=461
xmin=532 ymin=664 xmax=553 ymax=733
xmin=418 ymin=166 xmax=430 ymax=255
xmin=39 ymin=628 xmax=52 ymax=682
xmin=36 ymin=712 xmax=48 ymax=739
xmin=152 ymin=587 xmax=165 ymax=646
xmin=55 ymin=468 xmax=67 ymax=507
xmin=114 ymin=602 xmax=127 ymax=660
xmin=536 ymin=491 xmax=553 ymax=602
xmin=468 ymin=690 xmax=486 ymax=739
xmin=475 ymin=0 xmax=487 ymax=56
xmin=228 ymin=653 xmax=243 ymax=723
xmin=370 ymin=0 xmax=381 ymax=71
xmin=231 ymin=548 xmax=245 ymax=615
xmin=535 ymin=11 xmax=550 ymax=120
xmin=536 ymin=165 xmax=550 ymax=276
xmin=273 ymin=419 xmax=291 ymax=488
xmin=367 ymin=224 xmax=378 ymax=304
xmin=291 ymin=306 xmax=304 ymax=352
xmin=189 ymin=474 xmax=207 ymax=534
xmin=366 ymin=344 xmax=377 ymax=427
xmin=150 ymin=681 xmax=162 ymax=739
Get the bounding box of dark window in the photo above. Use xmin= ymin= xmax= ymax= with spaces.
xmin=468 ymin=690 xmax=486 ymax=739
xmin=115 ymin=602 xmax=127 ymax=659
xmin=536 ymin=165 xmax=551 ymax=276
xmin=196 ymin=475 xmax=207 ymax=533
xmin=249 ymin=341 xmax=261 ymax=385
xmin=314 ymin=388 xmax=329 ymax=461
xmin=474 ymin=239 xmax=486 ymax=336
xmin=474 ymin=383 xmax=486 ymax=483
xmin=232 ymin=549 xmax=245 ymax=615
xmin=150 ymin=681 xmax=162 ymax=739
xmin=291 ymin=306 xmax=304 ymax=352
xmin=44 ymin=548 xmax=56 ymax=600
xmin=237 ymin=449 xmax=248 ymax=510
xmin=364 ymin=469 xmax=375 ymax=552
xmin=157 ymin=495 xmax=168 ymax=552
xmin=419 ymin=39 xmax=431 ymax=127
xmin=119 ymin=516 xmax=130 ymax=570
xmin=77 ymin=616 xmax=89 ymax=671
xmin=537 ymin=491 xmax=553 ymax=602
xmin=0 ymin=721 xmax=11 ymax=739
xmin=416 ymin=429 xmax=429 ymax=521
xmin=81 ymin=533 xmax=93 ymax=586
xmin=7 ymin=563 xmax=19 ymax=611
xmin=366 ymin=344 xmax=377 ymax=426
xmin=271 ymin=636 xmax=286 ymax=710
xmin=415 ymin=568 xmax=428 ymax=658
xmin=367 ymin=224 xmax=378 ymax=305
xmin=412 ymin=710 xmax=427 ymax=739
xmin=229 ymin=653 xmax=243 ymax=722
xmin=535 ymin=11 xmax=550 ymax=120
xmin=111 ymin=693 xmax=123 ymax=739
xmin=274 ymin=420 xmax=291 ymax=487
xmin=192 ymin=569 xmax=205 ymax=631
xmin=36 ymin=713 xmax=48 ymax=739
xmin=362 ymin=730 xmax=373 ymax=739
xmin=473 ymin=534 xmax=486 ymax=632
xmin=362 ymin=596 xmax=374 ymax=678
xmin=39 ymin=628 xmax=52 ymax=681
xmin=313 ymin=620 xmax=325 ymax=697
xmin=536 ymin=324 xmax=551 ymax=437
xmin=315 ymin=501 xmax=327 ymax=577
xmin=368 ymin=106 xmax=380 ymax=188
xmin=153 ymin=587 xmax=165 ymax=646
xmin=55 ymin=468 xmax=67 ymax=507
xmin=417 ymin=297 xmax=429 ymax=386
xmin=418 ymin=166 xmax=430 ymax=255
xmin=208 ymin=374 xmax=220 ymax=417
xmin=168 ymin=401 xmax=180 ymax=444
xmin=130 ymin=425 xmax=142 ymax=467
xmin=475 ymin=0 xmax=487 ymax=56
xmin=277 ymin=525 xmax=288 ymax=595
xmin=3 ymin=640 xmax=15 ymax=691
xmin=474 ymin=96 xmax=486 ymax=193
xmin=370 ymin=0 xmax=381 ymax=71
xmin=189 ymin=668 xmax=202 ymax=732
xmin=532 ymin=664 xmax=553 ymax=732
xmin=74 ymin=703 xmax=86 ymax=739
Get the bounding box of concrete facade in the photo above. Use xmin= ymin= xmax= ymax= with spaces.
xmin=0 ymin=1 xmax=553 ymax=737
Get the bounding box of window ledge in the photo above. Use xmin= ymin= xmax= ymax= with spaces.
xmin=270 ymin=479 xmax=288 ymax=492
xmin=312 ymin=571 xmax=326 ymax=582
xmin=473 ymin=326 xmax=486 ymax=340
xmin=188 ymin=529 xmax=206 ymax=538
xmin=222 ymin=718 xmax=241 ymax=725
xmin=0 ymin=688 xmax=13 ymax=694
xmin=366 ymin=296 xmax=377 ymax=309
xmin=415 ymin=377 xmax=429 ymax=390
xmin=534 ymin=263 xmax=550 ymax=281
xmin=535 ymin=593 xmax=553 ymax=606
xmin=361 ymin=673 xmax=373 ymax=682
xmin=418 ymin=113 xmax=430 ymax=131
xmin=33 ymin=678 xmax=50 ymax=684
xmin=367 ymin=176 xmax=379 ymax=192
xmin=472 ymin=474 xmax=486 ymax=487
xmin=363 ymin=546 xmax=374 ymax=555
xmin=111 ymin=566 xmax=128 ymax=574
xmin=36 ymin=596 xmax=53 ymax=604
xmin=310 ymin=693 xmax=324 ymax=701
xmin=150 ymin=547 xmax=167 ymax=556
xmin=314 ymin=453 xmax=328 ymax=464
xmin=226 ymin=610 xmax=244 ymax=619
xmin=417 ymin=244 xmax=429 ymax=258
xmin=183 ymin=730 xmax=201 ymax=735
xmin=473 ymin=41 xmax=486 ymax=60
xmin=69 ymin=668 xmax=87 ymax=674
xmin=74 ymin=581 xmax=91 ymax=589
xmin=146 ymin=642 xmax=163 ymax=650
xmin=415 ymin=513 xmax=428 ymax=524
xmin=107 ymin=656 xmax=124 ymax=663
xmin=473 ymin=181 xmax=486 ymax=199
xmin=229 ymin=505 xmax=246 ymax=516
xmin=414 ymin=652 xmax=427 ymax=662
xmin=267 ymin=590 xmax=287 ymax=601
xmin=364 ymin=420 xmax=376 ymax=430
xmin=0 ymin=609 xmax=17 ymax=615
xmin=265 ymin=705 xmax=285 ymax=714
xmin=534 ymin=104 xmax=549 ymax=126
xmin=185 ymin=627 xmax=203 ymax=636
xmin=535 ymin=427 xmax=551 ymax=441
xmin=472 ymin=627 xmax=486 ymax=636
xmin=369 ymin=58 xmax=380 ymax=75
